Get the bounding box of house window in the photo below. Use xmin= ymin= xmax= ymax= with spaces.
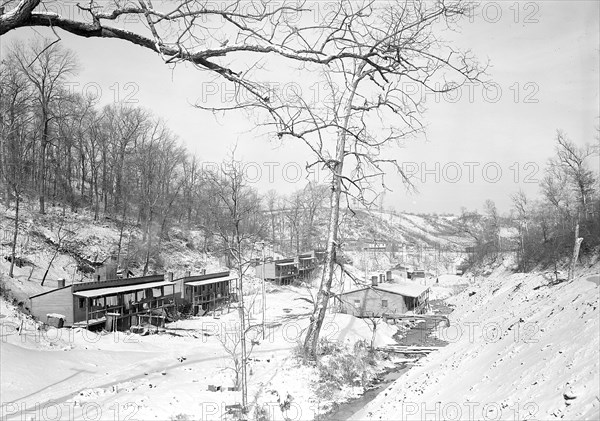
xmin=353 ymin=299 xmax=361 ymax=308
xmin=78 ymin=297 xmax=85 ymax=309
xmin=382 ymin=300 xmax=388 ymax=308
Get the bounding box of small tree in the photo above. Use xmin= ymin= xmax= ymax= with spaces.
xmin=41 ymin=215 xmax=72 ymax=286
xmin=361 ymin=311 xmax=385 ymax=352
xmin=202 ymin=152 xmax=266 ymax=412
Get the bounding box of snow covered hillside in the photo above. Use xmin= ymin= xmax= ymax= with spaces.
xmin=0 ymin=204 xmax=224 ymax=306
xmin=351 ymin=260 xmax=600 ymax=421
xmin=339 ymin=209 xmax=468 ymax=249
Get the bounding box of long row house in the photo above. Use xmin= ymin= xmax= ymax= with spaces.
xmin=254 ymin=250 xmax=324 ymax=285
xmin=29 ymin=271 xmax=237 ymax=331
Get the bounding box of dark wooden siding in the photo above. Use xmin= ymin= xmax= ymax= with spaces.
xmin=30 ymin=287 xmax=75 ymax=326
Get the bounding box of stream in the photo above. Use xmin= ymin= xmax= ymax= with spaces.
xmin=322 ymin=300 xmax=453 ymax=421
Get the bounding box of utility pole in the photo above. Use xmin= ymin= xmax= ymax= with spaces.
xmin=256 ymin=240 xmax=267 ymax=340
xmin=261 ymin=242 xmax=266 ymax=340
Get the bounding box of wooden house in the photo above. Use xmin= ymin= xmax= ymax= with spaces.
xmin=29 ymin=274 xmax=177 ymax=330
xmin=296 ymin=251 xmax=317 ymax=279
xmin=181 ymin=271 xmax=237 ymax=315
xmin=314 ymin=249 xmax=327 ymax=263
xmin=335 ymin=277 xmax=429 ymax=318
xmin=408 ymin=269 xmax=426 ymax=280
xmin=255 ymin=257 xmax=298 ymax=285
xmin=255 ymin=250 xmax=321 ymax=284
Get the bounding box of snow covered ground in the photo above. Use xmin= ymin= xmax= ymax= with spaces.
xmin=3 ymin=205 xmax=598 ymax=421
xmin=1 ymin=285 xmax=400 ymax=421
xmin=351 ymin=262 xmax=600 ymax=421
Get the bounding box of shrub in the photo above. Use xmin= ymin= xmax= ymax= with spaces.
xmin=316 ymin=339 xmax=377 ymax=389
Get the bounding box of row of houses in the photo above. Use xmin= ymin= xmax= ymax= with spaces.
xmin=29 ymin=249 xmax=326 ymax=331
xmin=254 ymin=250 xmax=324 ymax=285
xmin=29 ymin=250 xmax=430 ymax=331
xmin=29 ymin=271 xmax=238 ymax=330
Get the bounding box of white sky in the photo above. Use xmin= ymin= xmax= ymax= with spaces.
xmin=1 ymin=0 xmax=598 ymax=214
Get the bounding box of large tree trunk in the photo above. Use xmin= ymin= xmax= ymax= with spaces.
xmin=39 ymin=112 xmax=49 ymax=214
xmin=236 ymin=234 xmax=249 ymax=411
xmin=116 ymin=205 xmax=127 ymax=266
xmin=302 ymin=175 xmax=342 ymax=358
xmin=302 ymin=71 xmax=362 ymax=359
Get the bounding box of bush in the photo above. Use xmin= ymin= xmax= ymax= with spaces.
xmin=253 ymin=405 xmax=270 ymax=421
xmin=315 ymin=339 xmax=377 ymax=389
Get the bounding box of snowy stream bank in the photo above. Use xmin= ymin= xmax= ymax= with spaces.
xmin=323 ymin=300 xmax=454 ymax=420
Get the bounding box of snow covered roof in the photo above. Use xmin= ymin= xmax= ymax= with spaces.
xmin=186 ymin=275 xmax=237 ymax=287
xmin=338 ymin=281 xmax=429 ymax=298
xmin=374 ymin=282 xmax=429 ymax=298
xmin=276 ymin=262 xmax=296 ymax=266
xmin=73 ymin=280 xmax=176 ymax=298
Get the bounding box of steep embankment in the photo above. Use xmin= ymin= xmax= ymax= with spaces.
xmin=351 ymin=261 xmax=600 ymax=421
xmin=0 ymin=204 xmax=221 ymax=306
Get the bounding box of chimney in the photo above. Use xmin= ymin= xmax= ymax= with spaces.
xmin=379 ymin=273 xmax=385 ymax=284
xmin=371 ymin=275 xmax=378 ymax=287
xmin=386 ymin=270 xmax=392 ymax=282
xmin=201 ymin=268 xmax=206 ymax=275
xmin=184 ymin=270 xmax=191 ymax=278
xmin=57 ymin=278 xmax=66 ymax=288
xmin=166 ymin=272 xmax=174 ymax=283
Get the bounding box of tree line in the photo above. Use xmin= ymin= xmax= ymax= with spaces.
xmin=0 ymin=39 xmax=331 ymax=277
xmin=456 ymin=131 xmax=599 ymax=272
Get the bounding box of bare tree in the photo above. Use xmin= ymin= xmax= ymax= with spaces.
xmin=202 ymin=151 xmax=265 ymax=412
xmin=483 ymin=199 xmax=500 ymax=254
xmin=218 ymin=291 xmax=263 ymax=395
xmin=511 ymin=189 xmax=530 ymax=268
xmin=0 ymin=57 xmax=35 ymax=277
xmin=285 ymin=191 xmax=304 ymax=255
xmin=264 ymin=189 xmax=280 ymax=248
xmin=41 ymin=216 xmax=71 ymax=285
xmin=553 ymin=131 xmax=598 ymax=218
xmin=6 ymin=38 xmax=78 ymax=214
xmin=0 ymin=0 xmax=339 ymax=98
xmin=238 ymin=1 xmax=484 ymax=359
xmin=361 ymin=311 xmax=385 ymax=352
xmin=299 ymin=182 xmax=328 ymax=251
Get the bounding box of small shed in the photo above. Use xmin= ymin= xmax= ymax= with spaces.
xmin=336 ymin=281 xmax=429 ymax=318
